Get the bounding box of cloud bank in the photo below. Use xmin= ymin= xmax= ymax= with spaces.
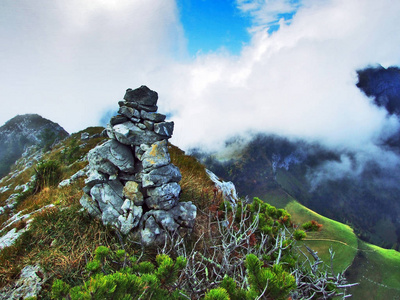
xmin=1 ymin=0 xmax=400 ymax=158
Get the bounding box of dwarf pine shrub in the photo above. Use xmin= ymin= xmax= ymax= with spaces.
xmin=51 ymin=247 xmax=188 ymax=300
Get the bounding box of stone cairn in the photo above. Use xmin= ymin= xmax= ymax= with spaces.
xmin=80 ymin=86 xmax=196 ymax=245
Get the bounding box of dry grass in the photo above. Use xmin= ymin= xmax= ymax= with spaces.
xmin=169 ymin=144 xmax=216 ymax=211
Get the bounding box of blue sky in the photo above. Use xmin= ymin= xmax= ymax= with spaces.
xmin=178 ymin=0 xmax=252 ymax=55
xmin=177 ymin=0 xmax=299 ymax=55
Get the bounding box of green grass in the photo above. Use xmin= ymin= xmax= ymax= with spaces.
xmin=260 ymin=195 xmax=400 ymax=298
xmin=284 ymin=200 xmax=358 ymax=273
xmin=347 ymin=241 xmax=400 ymax=299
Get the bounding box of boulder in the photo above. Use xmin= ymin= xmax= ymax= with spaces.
xmin=110 ymin=115 xmax=129 ymax=126
xmin=142 ymin=164 xmax=181 ymax=188
xmin=154 ymin=121 xmax=174 ymax=138
xmin=0 ymin=265 xmax=45 ymax=300
xmin=90 ymin=181 xmax=124 ymax=216
xmin=88 ymin=140 xmax=135 ymax=173
xmin=124 ymin=85 xmax=158 ymax=106
xmin=123 ymin=181 xmax=144 ymax=206
xmin=141 ymin=140 xmax=171 ymax=171
xmin=80 ymin=193 xmax=102 ymax=218
xmin=146 ymin=182 xmax=181 ymax=210
xmin=118 ymin=205 xmax=143 ymax=234
xmin=118 ymin=106 xmax=140 ymax=121
xmin=141 ymin=111 xmax=166 ymax=122
xmin=112 ymin=122 xmax=162 ymax=146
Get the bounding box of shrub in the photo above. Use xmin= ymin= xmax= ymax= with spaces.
xmin=32 ymin=160 xmax=62 ymax=194
xmin=293 ymin=229 xmax=307 ymax=241
xmin=51 ymin=247 xmax=188 ymax=300
xmin=204 ymin=288 xmax=230 ymax=300
xmin=302 ymin=220 xmax=323 ymax=232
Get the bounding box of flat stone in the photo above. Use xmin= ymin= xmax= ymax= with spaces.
xmin=110 ymin=115 xmax=129 ymax=126
xmin=143 ymin=120 xmax=154 ymax=131
xmin=141 ymin=140 xmax=171 ymax=171
xmin=88 ymin=140 xmax=135 ymax=174
xmin=142 ymin=164 xmax=182 ymax=188
xmin=118 ymin=106 xmax=140 ymax=120
xmin=113 ymin=122 xmax=162 ymax=146
xmin=84 ymin=169 xmax=107 ymax=188
xmin=141 ymin=111 xmax=166 ymax=122
xmin=154 ymin=121 xmax=174 ymax=138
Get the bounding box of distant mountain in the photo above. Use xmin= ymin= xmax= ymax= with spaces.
xmin=0 ymin=114 xmax=69 ymax=178
xmin=198 ymin=65 xmax=400 ymax=250
xmin=357 ymin=65 xmax=400 ymax=115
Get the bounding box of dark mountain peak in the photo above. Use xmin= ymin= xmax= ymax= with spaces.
xmin=0 ymin=114 xmax=69 ymax=178
xmin=356 ymin=65 xmax=400 ymax=115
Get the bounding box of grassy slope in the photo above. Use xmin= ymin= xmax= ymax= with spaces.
xmin=1 ymin=128 xmax=399 ymax=298
xmin=285 ymin=200 xmax=358 ymax=274
xmin=261 ymin=190 xmax=400 ymax=299
xmin=0 ymin=132 xmax=217 ymax=296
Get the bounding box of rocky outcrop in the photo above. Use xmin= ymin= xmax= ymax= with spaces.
xmin=80 ymin=86 xmax=196 ymax=245
xmin=0 ymin=265 xmax=45 ymax=299
xmin=0 ymin=114 xmax=69 ymax=178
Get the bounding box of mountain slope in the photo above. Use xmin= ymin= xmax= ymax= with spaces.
xmin=0 ymin=114 xmax=69 ymax=178
xmin=0 ymin=125 xmax=399 ymax=298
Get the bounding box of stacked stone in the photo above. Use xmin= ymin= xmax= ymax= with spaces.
xmin=80 ymin=86 xmax=196 ymax=245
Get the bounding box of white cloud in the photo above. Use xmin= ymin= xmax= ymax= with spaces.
xmin=0 ymin=0 xmax=184 ymax=132
xmin=1 ymin=0 xmax=400 ymax=163
xmin=163 ymin=0 xmax=400 ymax=153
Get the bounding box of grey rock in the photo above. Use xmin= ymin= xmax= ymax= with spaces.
xmin=88 ymin=140 xmax=135 ymax=174
xmin=90 ymin=181 xmax=124 ymax=216
xmin=137 ymin=104 xmax=158 ymax=112
xmin=101 ymin=206 xmax=122 ymax=226
xmin=110 ymin=115 xmax=129 ymax=126
xmin=141 ymin=111 xmax=166 ymax=122
xmin=137 ymin=123 xmax=147 ymax=130
xmin=118 ymin=100 xmax=158 ymax=112
xmin=143 ymin=120 xmax=154 ymax=131
xmin=142 ymin=164 xmax=182 ymax=188
xmin=84 ymin=169 xmax=107 ymax=188
xmin=141 ymin=140 xmax=171 ymax=171
xmin=118 ymin=106 xmax=140 ymax=120
xmin=170 ymin=201 xmax=197 ymax=228
xmin=113 ymin=122 xmax=162 ymax=146
xmin=81 ymin=132 xmax=90 ymax=140
xmin=124 ymin=86 xmax=158 ymax=106
xmin=140 ymin=215 xmax=164 ymax=246
xmin=154 ymin=121 xmax=174 ymax=138
xmin=140 ymin=210 xmax=180 ymax=245
xmin=146 ymin=182 xmax=181 ymax=210
xmin=206 ymin=169 xmax=238 ymax=206
xmin=0 ymin=265 xmax=45 ymax=300
xmin=135 ymin=145 xmax=147 ymax=160
xmin=59 ymin=169 xmax=87 ymax=188
xmin=123 ymin=181 xmax=144 ymax=206
xmin=118 ymin=205 xmax=142 ymax=234
xmin=80 ymin=193 xmax=102 ymax=218
xmin=106 ymin=123 xmax=115 ymax=139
